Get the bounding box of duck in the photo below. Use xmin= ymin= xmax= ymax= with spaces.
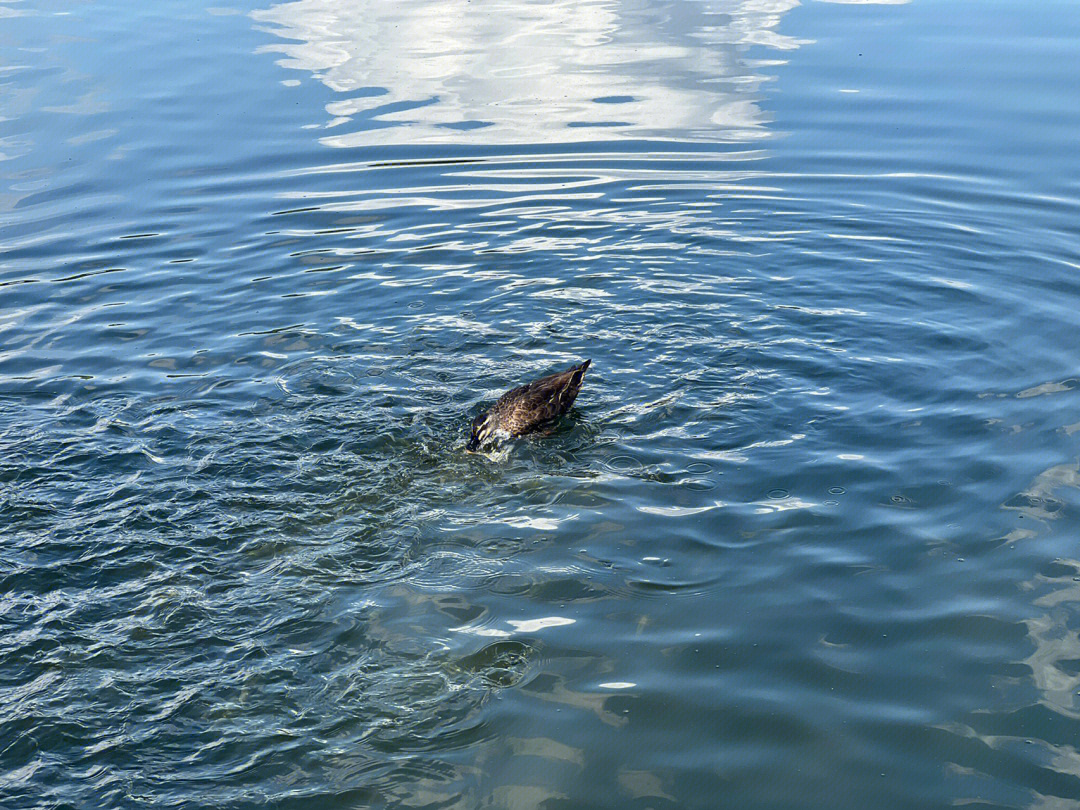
xmin=467 ymin=359 xmax=591 ymax=452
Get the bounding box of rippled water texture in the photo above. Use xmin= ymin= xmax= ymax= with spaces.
xmin=4 ymin=0 xmax=1080 ymax=807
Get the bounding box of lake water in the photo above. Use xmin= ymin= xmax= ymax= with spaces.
xmin=4 ymin=0 xmax=1080 ymax=807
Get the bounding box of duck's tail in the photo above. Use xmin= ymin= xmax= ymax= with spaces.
xmin=571 ymin=359 xmax=591 ymax=385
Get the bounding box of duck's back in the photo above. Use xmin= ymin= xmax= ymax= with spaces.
xmin=494 ymin=360 xmax=590 ymax=436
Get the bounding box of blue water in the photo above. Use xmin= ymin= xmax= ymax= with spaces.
xmin=4 ymin=1 xmax=1080 ymax=807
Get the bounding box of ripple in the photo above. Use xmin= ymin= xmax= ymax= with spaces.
xmin=5 ymin=0 xmax=1080 ymax=807
xmin=605 ymin=455 xmax=644 ymax=474
xmin=455 ymin=640 xmax=537 ymax=688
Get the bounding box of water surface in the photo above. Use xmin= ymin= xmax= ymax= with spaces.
xmin=4 ymin=0 xmax=1080 ymax=807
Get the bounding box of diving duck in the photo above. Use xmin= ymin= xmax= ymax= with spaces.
xmin=467 ymin=359 xmax=591 ymax=452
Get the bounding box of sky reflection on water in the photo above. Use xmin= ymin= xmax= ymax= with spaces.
xmin=251 ymin=0 xmax=814 ymax=146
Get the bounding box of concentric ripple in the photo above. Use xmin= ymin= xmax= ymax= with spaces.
xmin=4 ymin=0 xmax=1080 ymax=808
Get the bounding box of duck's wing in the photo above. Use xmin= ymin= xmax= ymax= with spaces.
xmin=503 ymin=360 xmax=591 ymax=433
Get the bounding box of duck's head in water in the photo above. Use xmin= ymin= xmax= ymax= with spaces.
xmin=466 ymin=412 xmax=495 ymax=452
xmin=465 ymin=360 xmax=591 ymax=453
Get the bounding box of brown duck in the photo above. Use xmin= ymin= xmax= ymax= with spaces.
xmin=467 ymin=360 xmax=591 ymax=452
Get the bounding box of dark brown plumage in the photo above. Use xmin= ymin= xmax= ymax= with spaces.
xmin=467 ymin=360 xmax=591 ymax=451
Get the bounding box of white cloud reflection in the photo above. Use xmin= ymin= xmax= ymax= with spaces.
xmin=251 ymin=0 xmax=810 ymax=146
xmin=815 ymin=0 xmax=907 ymax=5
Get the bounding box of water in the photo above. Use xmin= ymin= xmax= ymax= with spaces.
xmin=3 ymin=0 xmax=1080 ymax=807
